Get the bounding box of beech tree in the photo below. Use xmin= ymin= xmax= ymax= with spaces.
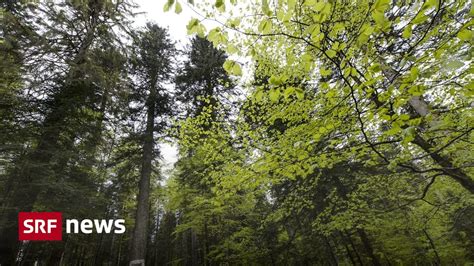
xmin=162 ymin=0 xmax=473 ymax=264
xmin=175 ymin=0 xmax=473 ymax=192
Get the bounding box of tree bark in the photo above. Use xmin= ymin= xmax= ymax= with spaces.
xmin=357 ymin=229 xmax=381 ymax=266
xmin=130 ymin=79 xmax=157 ymax=265
xmin=345 ymin=230 xmax=363 ymax=266
xmin=324 ymin=236 xmax=338 ymax=266
xmin=339 ymin=231 xmax=357 ymax=266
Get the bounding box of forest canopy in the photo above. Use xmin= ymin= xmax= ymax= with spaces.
xmin=0 ymin=0 xmax=473 ymax=265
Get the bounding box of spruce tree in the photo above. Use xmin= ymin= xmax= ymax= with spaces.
xmin=129 ymin=23 xmax=175 ymax=265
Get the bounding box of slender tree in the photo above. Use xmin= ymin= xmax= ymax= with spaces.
xmin=129 ymin=23 xmax=175 ymax=265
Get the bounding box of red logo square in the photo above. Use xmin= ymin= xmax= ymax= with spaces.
xmin=18 ymin=212 xmax=62 ymax=241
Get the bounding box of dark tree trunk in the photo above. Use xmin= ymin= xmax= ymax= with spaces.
xmin=357 ymin=229 xmax=381 ymax=266
xmin=204 ymin=221 xmax=210 ymax=266
xmin=324 ymin=236 xmax=338 ymax=266
xmin=130 ymin=78 xmax=157 ymax=265
xmin=339 ymin=231 xmax=356 ymax=265
xmin=346 ymin=230 xmax=363 ymax=266
xmin=191 ymin=229 xmax=198 ymax=266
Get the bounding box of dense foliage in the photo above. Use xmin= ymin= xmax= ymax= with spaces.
xmin=0 ymin=0 xmax=472 ymax=265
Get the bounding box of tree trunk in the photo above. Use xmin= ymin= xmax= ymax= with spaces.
xmin=339 ymin=231 xmax=356 ymax=266
xmin=324 ymin=236 xmax=338 ymax=266
xmin=357 ymin=229 xmax=381 ymax=266
xmin=130 ymin=79 xmax=157 ymax=265
xmin=346 ymin=230 xmax=363 ymax=266
xmin=204 ymin=221 xmax=210 ymax=266
xmin=191 ymin=229 xmax=198 ymax=266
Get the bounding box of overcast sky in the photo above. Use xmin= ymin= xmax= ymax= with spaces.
xmin=134 ymin=0 xmax=197 ymax=45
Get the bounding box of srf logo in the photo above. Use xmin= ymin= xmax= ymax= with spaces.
xmin=18 ymin=212 xmax=126 ymax=241
xmin=18 ymin=212 xmax=62 ymax=241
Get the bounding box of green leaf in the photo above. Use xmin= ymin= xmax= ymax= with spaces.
xmin=402 ymin=127 xmax=416 ymax=144
xmin=227 ymin=44 xmax=238 ymax=54
xmin=215 ymin=0 xmax=225 ymax=12
xmin=310 ymin=24 xmax=321 ymax=42
xmin=258 ymin=20 xmax=273 ymax=34
xmin=232 ymin=62 xmax=242 ymax=76
xmin=227 ymin=18 xmax=241 ymax=28
xmin=321 ymin=2 xmax=331 ymax=15
xmin=412 ymin=14 xmax=427 ymax=24
xmin=215 ymin=0 xmax=224 ymax=8
xmin=287 ymin=0 xmax=296 ymax=9
xmin=457 ymin=29 xmax=472 ymax=41
xmin=446 ymin=59 xmax=464 ymax=70
xmin=269 ymin=88 xmax=280 ymax=102
xmin=223 ymin=60 xmax=242 ymax=76
xmin=208 ymin=28 xmax=221 ymax=45
xmin=163 ymin=2 xmax=171 ymax=12
xmin=350 ymin=67 xmax=357 ymax=76
xmin=320 ymin=67 xmax=332 ymax=77
xmin=186 ymin=18 xmax=206 ymax=37
xmin=399 ymin=114 xmax=410 ymax=121
xmin=333 ymin=22 xmax=345 ymax=35
xmin=385 ymin=125 xmax=402 ymax=136
xmin=343 ymin=68 xmax=351 ymax=78
xmin=326 ymin=49 xmax=337 ymax=58
xmin=409 ymin=66 xmax=419 ymax=80
xmin=295 ymin=87 xmax=304 ymax=99
xmin=186 ymin=18 xmax=199 ymax=31
xmin=269 ymin=75 xmax=282 ymax=86
xmin=313 ymin=2 xmax=325 ymax=12
xmin=284 ymin=86 xmax=295 ymax=99
xmin=175 ymin=1 xmax=182 ymax=14
xmin=255 ymin=89 xmax=264 ymax=102
xmin=372 ymin=11 xmax=387 ymax=28
xmin=423 ymin=0 xmax=438 ymax=8
xmin=374 ymin=0 xmax=390 ymax=12
xmin=402 ymin=25 xmax=412 ymax=39
xmin=164 ymin=0 xmax=175 ymax=12
xmin=408 ymin=85 xmax=423 ymax=96
xmin=362 ymin=24 xmax=374 ymax=35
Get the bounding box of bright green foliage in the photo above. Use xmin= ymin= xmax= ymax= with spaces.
xmin=223 ymin=59 xmax=242 ymax=76
xmin=163 ymin=0 xmax=474 ymax=264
